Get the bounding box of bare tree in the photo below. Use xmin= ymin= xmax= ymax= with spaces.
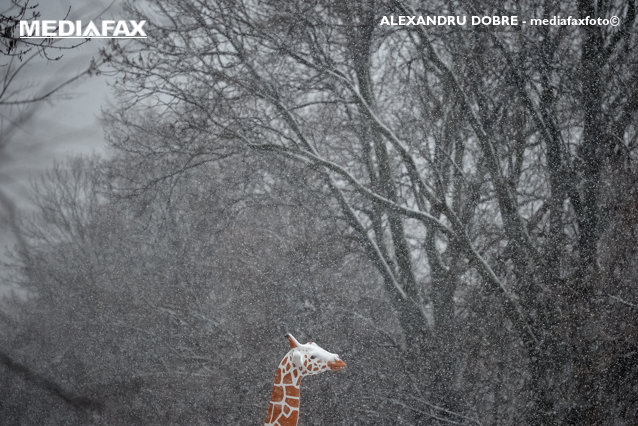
xmin=101 ymin=0 xmax=638 ymax=422
xmin=0 ymin=0 xmax=106 ymax=416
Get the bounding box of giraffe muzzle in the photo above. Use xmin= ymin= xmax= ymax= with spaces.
xmin=327 ymin=358 xmax=347 ymax=371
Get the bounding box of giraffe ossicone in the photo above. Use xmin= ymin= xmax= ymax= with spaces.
xmin=264 ymin=333 xmax=346 ymax=426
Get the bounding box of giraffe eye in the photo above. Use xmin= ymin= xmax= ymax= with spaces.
xmin=310 ymin=355 xmax=316 ymax=359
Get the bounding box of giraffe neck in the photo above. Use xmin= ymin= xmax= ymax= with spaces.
xmin=264 ymin=352 xmax=303 ymax=426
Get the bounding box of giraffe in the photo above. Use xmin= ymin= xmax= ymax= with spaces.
xmin=264 ymin=333 xmax=346 ymax=426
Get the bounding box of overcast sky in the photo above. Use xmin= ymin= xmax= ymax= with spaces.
xmin=0 ymin=0 xmax=129 ymax=287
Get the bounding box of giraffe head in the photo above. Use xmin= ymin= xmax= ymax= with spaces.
xmin=265 ymin=334 xmax=346 ymax=425
xmin=286 ymin=333 xmax=346 ymax=376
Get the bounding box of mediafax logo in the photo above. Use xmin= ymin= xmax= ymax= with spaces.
xmin=19 ymin=20 xmax=147 ymax=39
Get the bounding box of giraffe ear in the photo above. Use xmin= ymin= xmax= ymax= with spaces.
xmin=286 ymin=333 xmax=300 ymax=349
xmin=292 ymin=350 xmax=303 ymax=368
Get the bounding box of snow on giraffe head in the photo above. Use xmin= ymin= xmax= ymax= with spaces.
xmin=285 ymin=333 xmax=346 ymax=376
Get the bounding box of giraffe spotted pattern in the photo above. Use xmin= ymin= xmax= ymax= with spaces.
xmin=264 ymin=334 xmax=346 ymax=426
